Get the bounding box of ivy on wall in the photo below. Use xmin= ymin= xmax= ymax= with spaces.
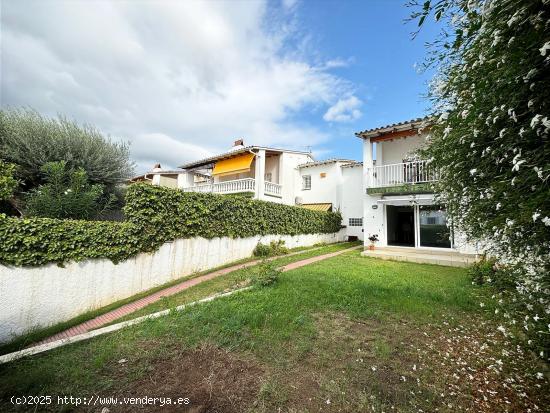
xmin=0 ymin=184 xmax=342 ymax=267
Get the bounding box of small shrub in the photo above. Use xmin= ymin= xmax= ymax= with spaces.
xmin=250 ymin=260 xmax=281 ymax=287
xmin=468 ymin=256 xmax=496 ymax=286
xmin=253 ymin=243 xmax=272 ymax=257
xmin=25 ymin=161 xmax=115 ymax=220
xmin=368 ymin=234 xmax=379 ymax=243
xmin=253 ymin=240 xmax=289 ymax=257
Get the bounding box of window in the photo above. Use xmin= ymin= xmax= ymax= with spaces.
xmin=419 ymin=205 xmax=451 ymax=248
xmin=302 ymin=175 xmax=311 ymax=190
xmin=265 ymin=172 xmax=272 ymax=182
xmin=349 ymin=218 xmax=363 ymax=227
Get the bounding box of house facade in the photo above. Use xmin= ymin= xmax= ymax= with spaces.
xmin=142 ymin=141 xmax=364 ymax=240
xmin=178 ymin=142 xmax=314 ymax=205
xmin=296 ymin=159 xmax=364 ymax=240
xmin=138 ymin=122 xmax=479 ymax=261
xmin=356 ymin=118 xmax=478 ymax=262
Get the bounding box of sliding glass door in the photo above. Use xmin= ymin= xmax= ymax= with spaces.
xmin=385 ymin=204 xmax=452 ymax=249
xmin=418 ymin=205 xmax=452 ymax=248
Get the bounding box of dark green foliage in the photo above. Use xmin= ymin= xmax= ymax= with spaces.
xmin=123 ymin=184 xmax=342 ymax=240
xmin=0 ymin=184 xmax=341 ymax=266
xmin=0 ymin=160 xmax=18 ymax=201
xmin=250 ymin=260 xmax=281 ymax=287
xmin=253 ymin=240 xmax=289 ymax=257
xmin=468 ymin=256 xmax=496 ymax=286
xmin=0 ymin=217 xmax=144 ymax=266
xmin=411 ymin=0 xmax=550 ymax=360
xmin=25 ymin=161 xmax=115 ymax=220
xmin=0 ymin=108 xmax=134 ymax=190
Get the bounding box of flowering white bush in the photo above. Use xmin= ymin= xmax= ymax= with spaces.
xmin=411 ymin=0 xmax=549 ymax=359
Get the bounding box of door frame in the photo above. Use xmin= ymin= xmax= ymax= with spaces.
xmin=385 ymin=204 xmax=454 ymax=250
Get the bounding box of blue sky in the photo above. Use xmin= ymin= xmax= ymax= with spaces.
xmin=286 ymin=0 xmax=438 ymax=161
xmin=1 ymin=0 xmax=439 ymax=172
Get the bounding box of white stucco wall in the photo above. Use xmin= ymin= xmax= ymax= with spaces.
xmin=376 ymin=134 xmax=428 ymax=166
xmin=0 ymin=231 xmax=344 ymax=344
xmin=280 ymin=152 xmax=313 ymax=205
xmin=341 ymin=165 xmax=364 ymax=240
xmin=297 ymin=163 xmax=342 ymax=207
xmin=363 ymin=193 xmax=386 ymax=245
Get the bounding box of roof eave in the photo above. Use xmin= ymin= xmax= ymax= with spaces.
xmin=179 ymin=146 xmax=312 ymax=170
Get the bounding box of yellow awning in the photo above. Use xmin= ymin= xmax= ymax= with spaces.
xmin=212 ymin=153 xmax=255 ymax=177
xmin=301 ymin=203 xmax=332 ymax=212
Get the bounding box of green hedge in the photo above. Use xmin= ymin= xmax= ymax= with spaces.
xmin=0 ymin=184 xmax=341 ymax=266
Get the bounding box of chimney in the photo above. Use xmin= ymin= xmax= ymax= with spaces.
xmin=233 ymin=138 xmax=244 ymax=147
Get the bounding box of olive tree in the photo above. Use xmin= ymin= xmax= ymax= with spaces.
xmin=0 ymin=108 xmax=135 ymax=190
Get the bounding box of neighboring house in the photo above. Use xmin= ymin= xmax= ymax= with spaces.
xmin=143 ymin=141 xmax=364 ymax=240
xmin=355 ymin=117 xmax=478 ymax=262
xmin=128 ymin=164 xmax=207 ymax=189
xmin=296 ymin=159 xmax=364 ymax=240
xmin=179 ymin=140 xmax=314 ymax=205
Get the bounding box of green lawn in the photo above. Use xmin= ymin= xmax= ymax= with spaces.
xmin=1 ymin=251 xmax=548 ymax=412
xmin=0 ymin=241 xmax=358 ymax=355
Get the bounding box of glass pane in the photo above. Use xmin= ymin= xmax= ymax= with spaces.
xmin=386 ymin=205 xmax=415 ymax=247
xmin=419 ymin=205 xmax=451 ymax=248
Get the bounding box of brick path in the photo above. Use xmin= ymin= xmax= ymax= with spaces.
xmin=37 ymin=244 xmax=361 ymax=345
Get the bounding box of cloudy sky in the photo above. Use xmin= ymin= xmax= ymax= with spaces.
xmin=1 ymin=0 xmax=436 ymax=173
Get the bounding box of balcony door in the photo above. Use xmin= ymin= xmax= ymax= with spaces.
xmin=386 ymin=205 xmax=415 ymax=247
xmin=386 ymin=204 xmax=452 ymax=249
xmin=418 ymin=205 xmax=452 ymax=248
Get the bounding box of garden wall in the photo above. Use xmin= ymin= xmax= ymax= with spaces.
xmin=0 ymin=231 xmax=343 ymax=343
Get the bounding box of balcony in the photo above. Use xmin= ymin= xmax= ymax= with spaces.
xmin=366 ymin=160 xmax=438 ymax=195
xmin=182 ymin=178 xmax=282 ymax=198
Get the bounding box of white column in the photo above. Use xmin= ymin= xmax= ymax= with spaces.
xmin=376 ymin=142 xmax=383 ymax=166
xmin=254 ymin=149 xmax=266 ymax=200
xmin=363 ymin=138 xmax=373 ymax=188
xmin=177 ymin=173 xmax=186 ymax=189
xmin=362 ymin=137 xmax=374 ymax=250
xmin=152 ymin=174 xmax=161 ymax=186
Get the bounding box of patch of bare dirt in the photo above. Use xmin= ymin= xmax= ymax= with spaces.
xmin=90 ymin=344 xmax=263 ymax=413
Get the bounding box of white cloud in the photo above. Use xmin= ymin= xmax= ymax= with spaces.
xmin=323 ymin=96 xmax=363 ymax=122
xmin=1 ymin=0 xmax=354 ymax=172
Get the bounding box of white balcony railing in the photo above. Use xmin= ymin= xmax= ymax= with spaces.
xmin=182 ymin=178 xmax=255 ymax=194
xmin=264 ymin=181 xmax=282 ymax=197
xmin=367 ymin=160 xmax=438 ymax=188
xmin=182 ymin=178 xmax=282 ymax=197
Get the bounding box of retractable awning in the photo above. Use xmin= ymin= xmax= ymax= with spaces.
xmin=301 ymin=203 xmax=332 ymax=212
xmin=377 ymin=194 xmax=434 ymax=206
xmin=212 ymin=153 xmax=255 ymax=177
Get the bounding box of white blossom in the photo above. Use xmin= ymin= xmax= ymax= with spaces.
xmin=540 ymin=41 xmax=550 ymax=56
xmin=530 ymin=114 xmax=542 ymax=128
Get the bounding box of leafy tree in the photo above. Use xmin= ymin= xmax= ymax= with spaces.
xmin=0 ymin=108 xmax=135 ymax=191
xmin=25 ymin=161 xmax=115 ymax=220
xmin=0 ymin=160 xmax=17 ymax=201
xmin=411 ymin=0 xmax=549 ymax=357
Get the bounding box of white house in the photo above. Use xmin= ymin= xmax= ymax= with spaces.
xmin=142 ymin=140 xmax=363 ymax=240
xmin=138 ymin=126 xmax=480 ymax=263
xmin=296 ymin=159 xmax=364 ymax=240
xmin=128 ymin=163 xmax=208 ymax=189
xmin=355 ymin=118 xmax=479 ymax=265
xmin=178 ymin=140 xmax=314 ymax=205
